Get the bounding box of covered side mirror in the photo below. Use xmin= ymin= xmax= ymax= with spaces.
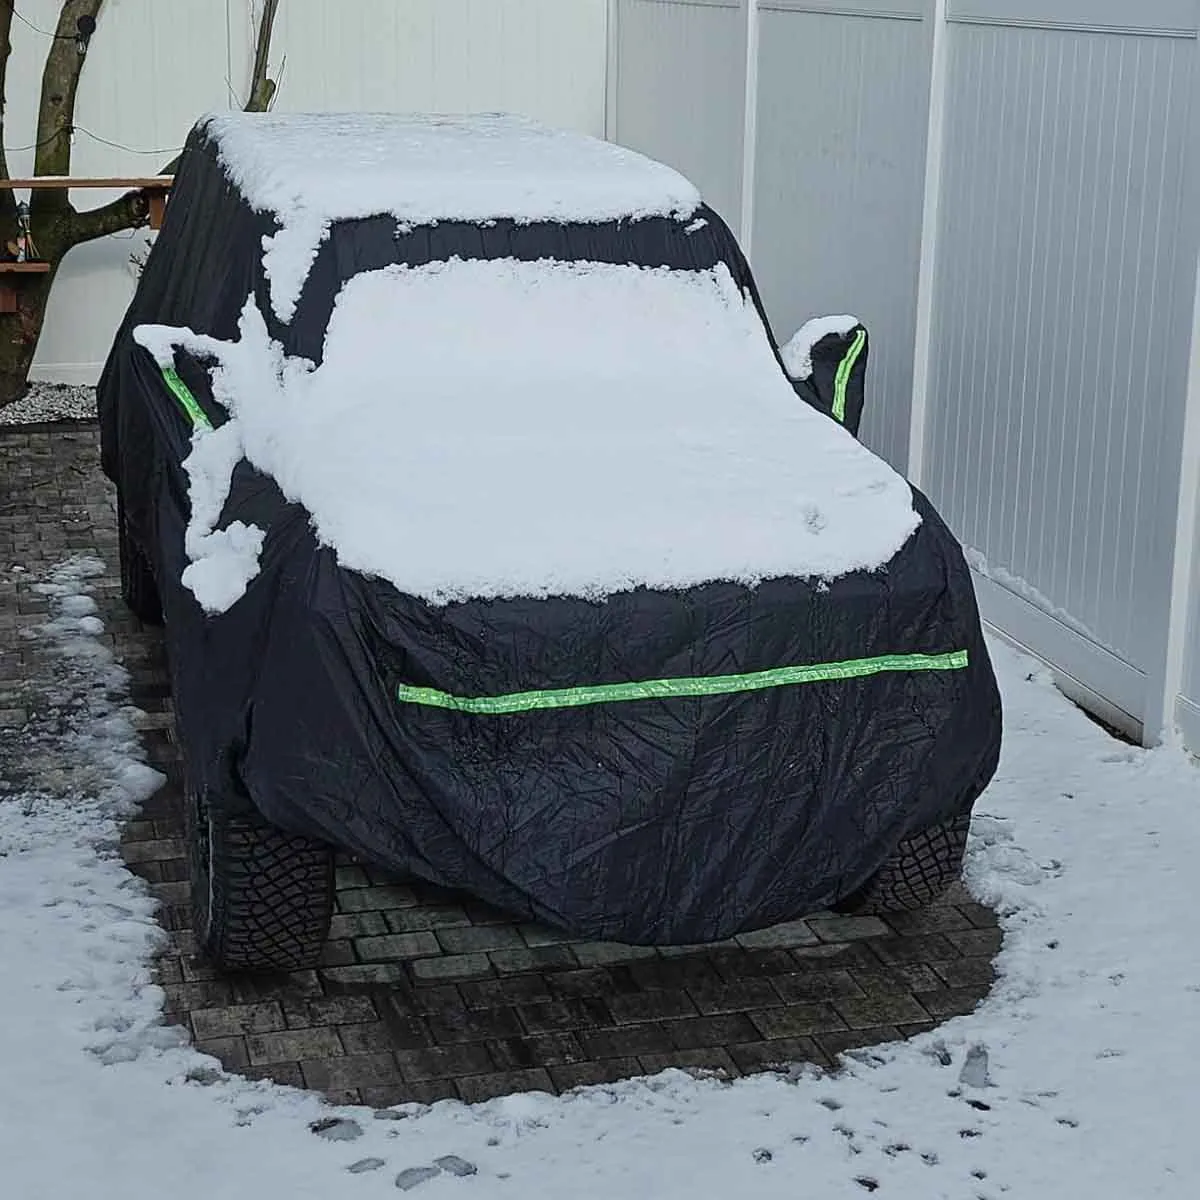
xmin=779 ymin=315 xmax=868 ymax=438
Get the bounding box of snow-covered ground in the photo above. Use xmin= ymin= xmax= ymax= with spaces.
xmin=2 ymin=555 xmax=1198 ymax=1199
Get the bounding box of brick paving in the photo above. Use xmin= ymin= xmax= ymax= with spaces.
xmin=0 ymin=421 xmax=1003 ymax=1108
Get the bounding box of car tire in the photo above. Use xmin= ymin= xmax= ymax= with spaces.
xmin=834 ymin=810 xmax=972 ymax=914
xmin=117 ymin=496 xmax=163 ymax=626
xmin=187 ymin=785 xmax=336 ymax=972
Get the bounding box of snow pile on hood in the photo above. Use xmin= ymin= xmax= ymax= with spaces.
xmin=4 ymin=558 xmax=1200 ymax=1198
xmin=134 ymin=259 xmax=918 ymax=612
xmin=779 ymin=314 xmax=861 ymax=381
xmin=200 ymin=111 xmax=702 ymax=321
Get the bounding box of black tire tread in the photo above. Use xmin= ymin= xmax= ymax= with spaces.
xmin=837 ymin=811 xmax=972 ymax=914
xmin=189 ymin=791 xmax=335 ymax=972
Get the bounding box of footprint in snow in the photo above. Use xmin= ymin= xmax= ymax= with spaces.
xmin=959 ymin=1043 xmax=991 ymax=1089
xmin=394 ymin=1157 xmax=479 ymax=1190
xmin=310 ymin=1117 xmax=363 ymax=1142
xmin=395 ymin=1166 xmax=442 ymax=1192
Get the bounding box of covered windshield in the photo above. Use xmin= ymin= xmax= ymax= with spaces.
xmin=138 ymin=256 xmax=918 ymax=610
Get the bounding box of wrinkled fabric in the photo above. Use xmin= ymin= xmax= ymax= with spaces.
xmin=97 ymin=127 xmax=1002 ymax=944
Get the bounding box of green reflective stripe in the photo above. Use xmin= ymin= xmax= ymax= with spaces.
xmin=159 ymin=365 xmax=213 ymax=432
xmin=832 ymin=327 xmax=866 ymax=424
xmin=395 ymin=650 xmax=969 ymax=716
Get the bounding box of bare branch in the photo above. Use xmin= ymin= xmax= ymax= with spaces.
xmin=247 ymin=0 xmax=281 ymax=112
xmin=30 ymin=0 xmax=105 ymax=218
xmin=67 ymin=188 xmax=148 ymax=246
xmin=0 ymin=3 xmax=17 ymax=226
xmin=158 ymin=0 xmax=280 ymax=177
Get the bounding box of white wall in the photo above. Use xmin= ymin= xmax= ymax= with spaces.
xmin=609 ymin=0 xmax=748 ymax=233
xmin=922 ymin=2 xmax=1200 ymax=739
xmin=3 ymin=0 xmax=608 ymax=382
xmin=752 ymin=1 xmax=935 ymax=470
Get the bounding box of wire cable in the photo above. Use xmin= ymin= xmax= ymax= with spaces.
xmin=2 ymin=125 xmax=180 ymax=157
xmin=3 ymin=1 xmax=78 ymax=41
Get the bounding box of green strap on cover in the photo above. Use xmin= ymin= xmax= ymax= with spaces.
xmin=159 ymin=364 xmax=213 ymax=432
xmin=395 ymin=650 xmax=969 ymax=716
xmin=832 ymin=327 xmax=867 ymax=424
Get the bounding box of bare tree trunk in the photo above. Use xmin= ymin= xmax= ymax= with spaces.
xmin=0 ymin=0 xmax=282 ymax=408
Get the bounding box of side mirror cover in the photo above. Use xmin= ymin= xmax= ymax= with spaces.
xmin=779 ymin=315 xmax=868 ymax=437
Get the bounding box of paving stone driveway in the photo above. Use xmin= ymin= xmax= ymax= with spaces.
xmin=1 ymin=422 xmax=1002 ymax=1108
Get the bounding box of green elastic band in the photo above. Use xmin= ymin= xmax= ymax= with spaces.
xmin=395 ymin=650 xmax=969 ymax=716
xmin=159 ymin=365 xmax=213 ymax=432
xmin=832 ymin=327 xmax=866 ymax=424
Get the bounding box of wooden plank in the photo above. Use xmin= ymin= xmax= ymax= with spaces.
xmin=0 ymin=177 xmax=173 ymax=189
xmin=0 ymin=262 xmax=52 ymax=312
xmin=148 ymin=192 xmax=168 ymax=230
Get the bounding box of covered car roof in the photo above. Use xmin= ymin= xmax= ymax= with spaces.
xmin=201 ymin=111 xmax=703 ymax=322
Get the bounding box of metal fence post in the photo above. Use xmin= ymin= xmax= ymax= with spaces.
xmin=739 ymin=0 xmax=761 ymax=255
xmin=907 ymin=0 xmax=950 ymax=487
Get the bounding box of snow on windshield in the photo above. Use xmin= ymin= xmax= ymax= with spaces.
xmin=135 ymin=259 xmax=919 ymax=613
xmin=202 ymin=112 xmax=702 ymax=322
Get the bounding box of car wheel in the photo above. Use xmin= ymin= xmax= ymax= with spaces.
xmin=187 ymin=785 xmax=336 ymax=972
xmin=117 ymin=496 xmax=163 ymax=626
xmin=834 ymin=811 xmax=972 ymax=914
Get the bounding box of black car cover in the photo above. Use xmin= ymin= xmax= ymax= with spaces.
xmin=98 ymin=125 xmax=1002 ymax=944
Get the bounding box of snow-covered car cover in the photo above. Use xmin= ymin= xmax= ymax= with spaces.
xmin=98 ymin=113 xmax=1002 ymax=943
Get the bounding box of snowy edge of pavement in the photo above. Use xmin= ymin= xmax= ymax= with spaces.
xmin=1 ymin=555 xmax=1198 ymax=1199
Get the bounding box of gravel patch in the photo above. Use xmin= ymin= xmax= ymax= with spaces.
xmin=0 ymin=382 xmax=97 ymax=426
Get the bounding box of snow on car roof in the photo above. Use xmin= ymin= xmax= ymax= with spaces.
xmin=136 ymin=259 xmax=919 ymax=613
xmin=200 ymin=111 xmax=703 ymax=323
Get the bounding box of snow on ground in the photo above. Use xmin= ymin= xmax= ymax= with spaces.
xmin=202 ymin=112 xmax=701 ymax=322
xmin=3 ymin=557 xmax=1199 ymax=1199
xmin=134 ymin=260 xmax=918 ymax=613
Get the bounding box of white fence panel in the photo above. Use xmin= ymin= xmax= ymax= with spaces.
xmin=244 ymin=0 xmax=607 ymax=134
xmin=920 ymin=3 xmax=1200 ymax=735
xmin=752 ymin=1 xmax=934 ymax=469
xmin=609 ymin=0 xmax=748 ymax=230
